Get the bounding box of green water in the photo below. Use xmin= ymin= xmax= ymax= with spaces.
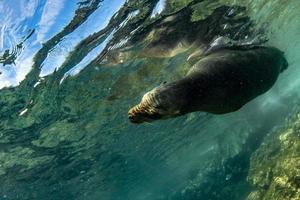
xmin=0 ymin=0 xmax=300 ymax=199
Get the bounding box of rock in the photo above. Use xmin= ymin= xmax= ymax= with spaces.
xmin=247 ymin=111 xmax=300 ymax=200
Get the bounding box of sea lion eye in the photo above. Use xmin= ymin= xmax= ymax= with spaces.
xmin=160 ymin=81 xmax=167 ymax=86
xmin=154 ymin=105 xmax=164 ymax=110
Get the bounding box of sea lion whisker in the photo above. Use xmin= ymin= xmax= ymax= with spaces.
xmin=143 ymin=121 xmax=155 ymax=126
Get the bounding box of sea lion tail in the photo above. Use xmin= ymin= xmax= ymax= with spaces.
xmin=280 ymin=51 xmax=289 ymax=72
xmin=280 ymin=55 xmax=289 ymax=72
xmin=271 ymin=47 xmax=289 ymax=72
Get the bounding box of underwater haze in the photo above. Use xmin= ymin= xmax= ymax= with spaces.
xmin=0 ymin=0 xmax=300 ymax=200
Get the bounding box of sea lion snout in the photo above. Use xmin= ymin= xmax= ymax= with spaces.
xmin=128 ymin=86 xmax=183 ymax=123
xmin=128 ymin=106 xmax=147 ymax=124
xmin=128 ymin=110 xmax=144 ymax=124
xmin=128 ymin=90 xmax=159 ymax=123
xmin=128 ymin=88 xmax=172 ymax=123
xmin=128 ymin=105 xmax=162 ymax=124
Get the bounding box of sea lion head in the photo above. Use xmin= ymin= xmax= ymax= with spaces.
xmin=128 ymin=85 xmax=181 ymax=123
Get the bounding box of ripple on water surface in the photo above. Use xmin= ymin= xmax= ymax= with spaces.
xmin=0 ymin=0 xmax=300 ymax=200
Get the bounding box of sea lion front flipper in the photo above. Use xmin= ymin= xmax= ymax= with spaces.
xmin=187 ymin=49 xmax=205 ymax=65
xmin=204 ymin=35 xmax=268 ymax=55
xmin=203 ymin=36 xmax=233 ymax=55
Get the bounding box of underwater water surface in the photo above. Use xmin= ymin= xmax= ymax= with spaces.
xmin=0 ymin=0 xmax=300 ymax=200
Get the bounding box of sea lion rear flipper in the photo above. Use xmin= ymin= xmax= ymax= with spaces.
xmin=187 ymin=49 xmax=205 ymax=65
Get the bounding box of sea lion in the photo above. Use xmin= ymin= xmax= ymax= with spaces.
xmin=128 ymin=46 xmax=288 ymax=123
xmin=103 ymin=5 xmax=253 ymax=66
xmin=187 ymin=36 xmax=268 ymax=64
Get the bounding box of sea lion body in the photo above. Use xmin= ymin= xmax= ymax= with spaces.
xmin=128 ymin=46 xmax=288 ymax=123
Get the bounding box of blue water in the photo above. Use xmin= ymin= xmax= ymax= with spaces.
xmin=0 ymin=0 xmax=300 ymax=199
